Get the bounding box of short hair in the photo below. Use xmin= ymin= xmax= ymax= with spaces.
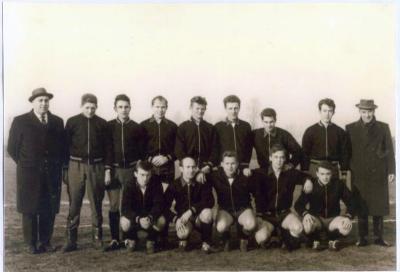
xmin=260 ymin=108 xmax=277 ymax=120
xmin=135 ymin=160 xmax=153 ymax=172
xmin=223 ymin=95 xmax=241 ymax=107
xmin=179 ymin=156 xmax=196 ymax=167
xmin=81 ymin=93 xmax=98 ymax=106
xmin=151 ymin=95 xmax=168 ymax=107
xmin=190 ymin=96 xmax=207 ymax=107
xmin=221 ymin=150 xmax=239 ymax=162
xmin=317 ymin=161 xmax=334 ymax=172
xmin=270 ymin=143 xmax=287 ymax=156
xmin=114 ymin=94 xmax=130 ymax=107
xmin=318 ymin=98 xmax=336 ymax=112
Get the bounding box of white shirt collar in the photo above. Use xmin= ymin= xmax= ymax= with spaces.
xmin=34 ymin=111 xmax=48 ymax=123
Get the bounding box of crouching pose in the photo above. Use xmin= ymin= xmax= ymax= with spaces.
xmin=120 ymin=160 xmax=166 ymax=254
xmin=253 ymin=144 xmax=313 ymax=251
xmin=164 ymin=157 xmax=215 ymax=253
xmin=295 ymin=161 xmax=354 ymax=251
xmin=208 ymin=151 xmax=256 ymax=252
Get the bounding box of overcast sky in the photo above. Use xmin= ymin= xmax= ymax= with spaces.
xmin=3 ymin=2 xmax=397 ymax=143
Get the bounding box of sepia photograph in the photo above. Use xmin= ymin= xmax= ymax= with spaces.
xmin=2 ymin=1 xmax=398 ymax=271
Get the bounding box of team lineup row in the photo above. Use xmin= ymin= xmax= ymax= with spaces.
xmin=7 ymin=88 xmax=395 ymax=255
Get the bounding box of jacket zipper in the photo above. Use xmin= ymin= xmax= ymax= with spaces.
xmin=325 ymin=126 xmax=328 ymax=159
xmin=197 ymin=123 xmax=201 ymax=167
xmin=232 ymin=124 xmax=237 ymax=152
xmin=275 ymin=174 xmax=279 ymax=215
xmin=325 ymin=186 xmax=328 ymax=218
xmin=121 ymin=122 xmax=126 ymax=167
xmin=158 ymin=122 xmax=161 ymax=155
xmin=229 ymin=181 xmax=236 ymax=214
xmin=188 ymin=184 xmax=191 ymax=211
xmin=87 ymin=118 xmax=90 ymax=166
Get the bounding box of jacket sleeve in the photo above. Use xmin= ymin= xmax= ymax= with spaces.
xmin=294 ymin=190 xmax=309 ymax=217
xmin=285 ymin=131 xmax=303 ymax=168
xmin=242 ymin=123 xmax=254 ymax=167
xmin=194 ymin=183 xmax=214 ymax=214
xmin=164 ymin=184 xmax=177 ymax=222
xmin=339 ymin=127 xmax=350 ymax=171
xmin=204 ymin=125 xmax=217 ymax=167
xmin=174 ymin=124 xmax=186 ymax=161
xmin=149 ymin=182 xmax=165 ymax=220
xmin=210 ymin=125 xmax=221 ymax=166
xmin=63 ymin=119 xmax=72 ymax=168
xmin=7 ymin=117 xmax=22 ymax=163
xmin=104 ymin=123 xmax=114 ymax=169
xmin=253 ymin=131 xmax=267 ymax=168
xmin=339 ymin=181 xmax=355 ymax=218
xmin=383 ymin=124 xmax=395 ymax=175
xmin=167 ymin=123 xmax=178 ymax=162
xmin=293 ymin=169 xmax=311 ymax=186
xmin=301 ymin=128 xmax=312 ymax=171
xmin=120 ymin=182 xmax=136 ymax=222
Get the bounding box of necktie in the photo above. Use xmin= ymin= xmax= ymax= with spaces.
xmin=40 ymin=114 xmax=47 ymax=125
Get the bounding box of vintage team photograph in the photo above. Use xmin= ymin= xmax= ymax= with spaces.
xmin=2 ymin=1 xmax=398 ymax=271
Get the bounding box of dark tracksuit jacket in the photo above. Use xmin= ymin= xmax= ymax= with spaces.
xmin=175 ymin=118 xmax=216 ymax=168
xmin=301 ymin=122 xmax=350 ymax=171
xmin=207 ymin=168 xmax=252 ymax=215
xmin=252 ymin=167 xmax=309 ymax=218
xmin=65 ymin=114 xmax=109 ymax=165
xmin=141 ymin=116 xmax=178 ymax=181
xmin=212 ymin=119 xmax=253 ymax=168
xmin=105 ymin=118 xmax=146 ymax=169
xmin=253 ymin=127 xmax=302 ymax=169
xmin=294 ymin=178 xmax=354 ymax=219
xmin=120 ymin=178 xmax=164 ymax=226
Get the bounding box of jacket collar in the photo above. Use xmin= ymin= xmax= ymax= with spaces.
xmin=149 ymin=115 xmax=168 ymax=124
xmin=318 ymin=121 xmax=332 ymax=127
xmin=116 ymin=117 xmax=131 ymax=124
xmin=190 ymin=117 xmax=203 ymax=125
xmin=225 ymin=118 xmax=240 ymax=126
xmin=180 ymin=176 xmax=194 ymax=187
xmin=30 ymin=110 xmax=51 ymax=125
xmin=263 ymin=128 xmax=277 ymax=138
xmin=358 ymin=117 xmax=376 ymax=128
xmin=267 ymin=165 xmax=289 ymax=176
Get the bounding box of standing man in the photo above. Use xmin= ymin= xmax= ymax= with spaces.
xmin=103 ymin=94 xmax=146 ymax=251
xmin=175 ymin=96 xmax=216 ymax=181
xmin=253 ymin=108 xmax=302 ymax=169
xmin=301 ymin=98 xmax=350 ymax=180
xmin=141 ymin=96 xmax=177 ymax=187
xmin=8 ymin=88 xmax=65 ymax=254
xmin=62 ymin=93 xmax=109 ymax=252
xmin=212 ymin=95 xmax=253 ymax=176
xmin=346 ymin=99 xmax=395 ymax=247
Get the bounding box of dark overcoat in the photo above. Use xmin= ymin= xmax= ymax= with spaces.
xmin=346 ymin=118 xmax=395 ymax=216
xmin=7 ymin=110 xmax=65 ymax=214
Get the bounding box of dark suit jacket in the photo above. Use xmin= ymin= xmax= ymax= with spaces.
xmin=7 ymin=110 xmax=65 ymax=214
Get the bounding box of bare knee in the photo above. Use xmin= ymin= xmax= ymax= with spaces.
xmin=216 ymin=220 xmax=229 ymax=233
xmin=243 ymin=216 xmax=256 ymax=232
xmin=199 ymin=209 xmax=213 ymax=224
xmin=154 ymin=216 xmax=166 ymax=231
xmin=290 ymin=222 xmax=303 ymax=238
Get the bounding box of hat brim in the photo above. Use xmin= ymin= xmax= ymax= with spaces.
xmin=356 ymin=104 xmax=378 ymax=110
xmin=29 ymin=93 xmax=53 ymax=102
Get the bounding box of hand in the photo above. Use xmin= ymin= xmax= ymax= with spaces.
xmin=176 ymin=218 xmax=186 ymax=234
xmin=303 ymin=213 xmax=316 ymax=226
xmin=195 ymin=171 xmax=207 ymax=184
xmin=340 ymin=216 xmax=352 ymax=232
xmin=139 ymin=217 xmax=151 ymax=230
xmin=303 ymin=179 xmax=313 ymax=194
xmin=180 ymin=210 xmax=193 ymax=224
xmin=243 ymin=168 xmax=252 ymax=177
xmin=62 ymin=168 xmax=69 ymax=185
xmin=152 ymin=155 xmax=169 ymax=167
xmin=388 ymin=174 xmax=395 ymax=183
xmin=201 ymin=165 xmax=211 ymax=174
xmin=340 ymin=170 xmax=348 ymax=180
xmin=120 ymin=216 xmax=131 ymax=231
xmin=104 ymin=169 xmax=111 ymax=186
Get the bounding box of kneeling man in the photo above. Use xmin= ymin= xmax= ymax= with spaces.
xmin=164 ymin=157 xmax=215 ymax=253
xmin=208 ymin=151 xmax=256 ymax=252
xmin=295 ymin=161 xmax=354 ymax=251
xmin=120 ymin=160 xmax=166 ymax=254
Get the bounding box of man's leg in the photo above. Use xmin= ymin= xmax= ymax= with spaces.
xmin=176 ymin=216 xmax=194 ymax=251
xmin=38 ymin=211 xmax=56 ymax=252
xmin=281 ymin=213 xmax=303 ymax=251
xmin=22 ymin=213 xmax=38 ymax=254
xmin=194 ymin=208 xmax=214 ymax=253
xmin=237 ymin=208 xmax=257 ymax=252
xmin=373 ymin=216 xmax=391 ymax=246
xmin=215 ymin=209 xmax=234 ymax=251
xmin=120 ymin=217 xmax=138 ymax=251
xmin=302 ymin=215 xmax=322 ymax=249
xmin=327 ymin=216 xmax=352 ymax=250
xmin=104 ymin=184 xmax=121 ymax=251
xmin=145 ymin=216 xmax=167 ymax=254
xmin=254 ymin=217 xmax=274 ymax=247
xmin=86 ymin=163 xmax=105 ymax=249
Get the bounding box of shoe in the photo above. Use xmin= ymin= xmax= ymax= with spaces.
xmin=374 ymin=238 xmax=391 ymax=247
xmin=124 ymin=239 xmax=136 ymax=252
xmin=92 ymin=228 xmax=103 ymax=249
xmin=356 ymin=238 xmax=369 ymax=247
xmin=24 ymin=245 xmax=38 ymax=254
xmin=328 ymin=240 xmax=340 ymax=251
xmin=62 ymin=242 xmax=77 ymax=253
xmin=312 ymin=240 xmax=322 ymax=251
xmin=268 ymin=236 xmax=282 ymax=248
xmin=177 ymin=240 xmax=188 ymax=252
xmin=103 ymin=240 xmax=120 ymax=252
xmin=240 ymin=239 xmax=248 ymax=252
xmin=222 ymin=240 xmax=231 ymax=252
xmin=38 ymin=242 xmax=57 ymax=253
xmin=201 ymin=242 xmax=218 ymax=254
xmin=146 ymin=240 xmax=156 ymax=254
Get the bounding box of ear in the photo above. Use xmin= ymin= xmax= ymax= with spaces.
xmin=134 ymin=171 xmax=138 ymax=178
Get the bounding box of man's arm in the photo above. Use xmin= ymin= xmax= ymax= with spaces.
xmin=7 ymin=117 xmax=21 ymax=163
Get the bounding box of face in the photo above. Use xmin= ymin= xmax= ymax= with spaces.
xmin=114 ymin=100 xmax=131 ymax=120
xmin=135 ymin=168 xmax=152 ymax=187
xmin=270 ymin=150 xmax=286 ymax=170
xmin=221 ymin=156 xmax=238 ymax=177
xmin=316 ymin=167 xmax=332 ymax=185
xmin=359 ymin=109 xmax=375 ymax=123
xmin=152 ymin=99 xmax=167 ymax=119
xmin=190 ymin=102 xmax=206 ymax=120
xmin=319 ymin=104 xmax=334 ymax=123
xmin=81 ymin=102 xmax=97 ymax=118
xmin=180 ymin=158 xmax=198 ymax=181
xmin=262 ymin=116 xmax=276 ymax=133
xmin=225 ymin=102 xmax=240 ymax=120
xmin=32 ymin=96 xmax=50 ymax=115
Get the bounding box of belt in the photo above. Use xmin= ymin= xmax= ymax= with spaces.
xmin=113 ymin=161 xmax=137 ymax=168
xmin=310 ymin=159 xmax=339 ymax=165
xmin=70 ymin=156 xmax=103 ymax=164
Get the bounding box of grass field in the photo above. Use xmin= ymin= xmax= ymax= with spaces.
xmin=3 ymin=156 xmax=397 ymax=271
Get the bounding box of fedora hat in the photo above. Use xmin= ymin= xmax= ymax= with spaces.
xmin=28 ymin=87 xmax=54 ymax=102
xmin=355 ymin=99 xmax=378 ymax=110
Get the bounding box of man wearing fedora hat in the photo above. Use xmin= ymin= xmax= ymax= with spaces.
xmin=7 ymin=88 xmax=65 ymax=254
xmin=346 ymin=99 xmax=395 ymax=247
